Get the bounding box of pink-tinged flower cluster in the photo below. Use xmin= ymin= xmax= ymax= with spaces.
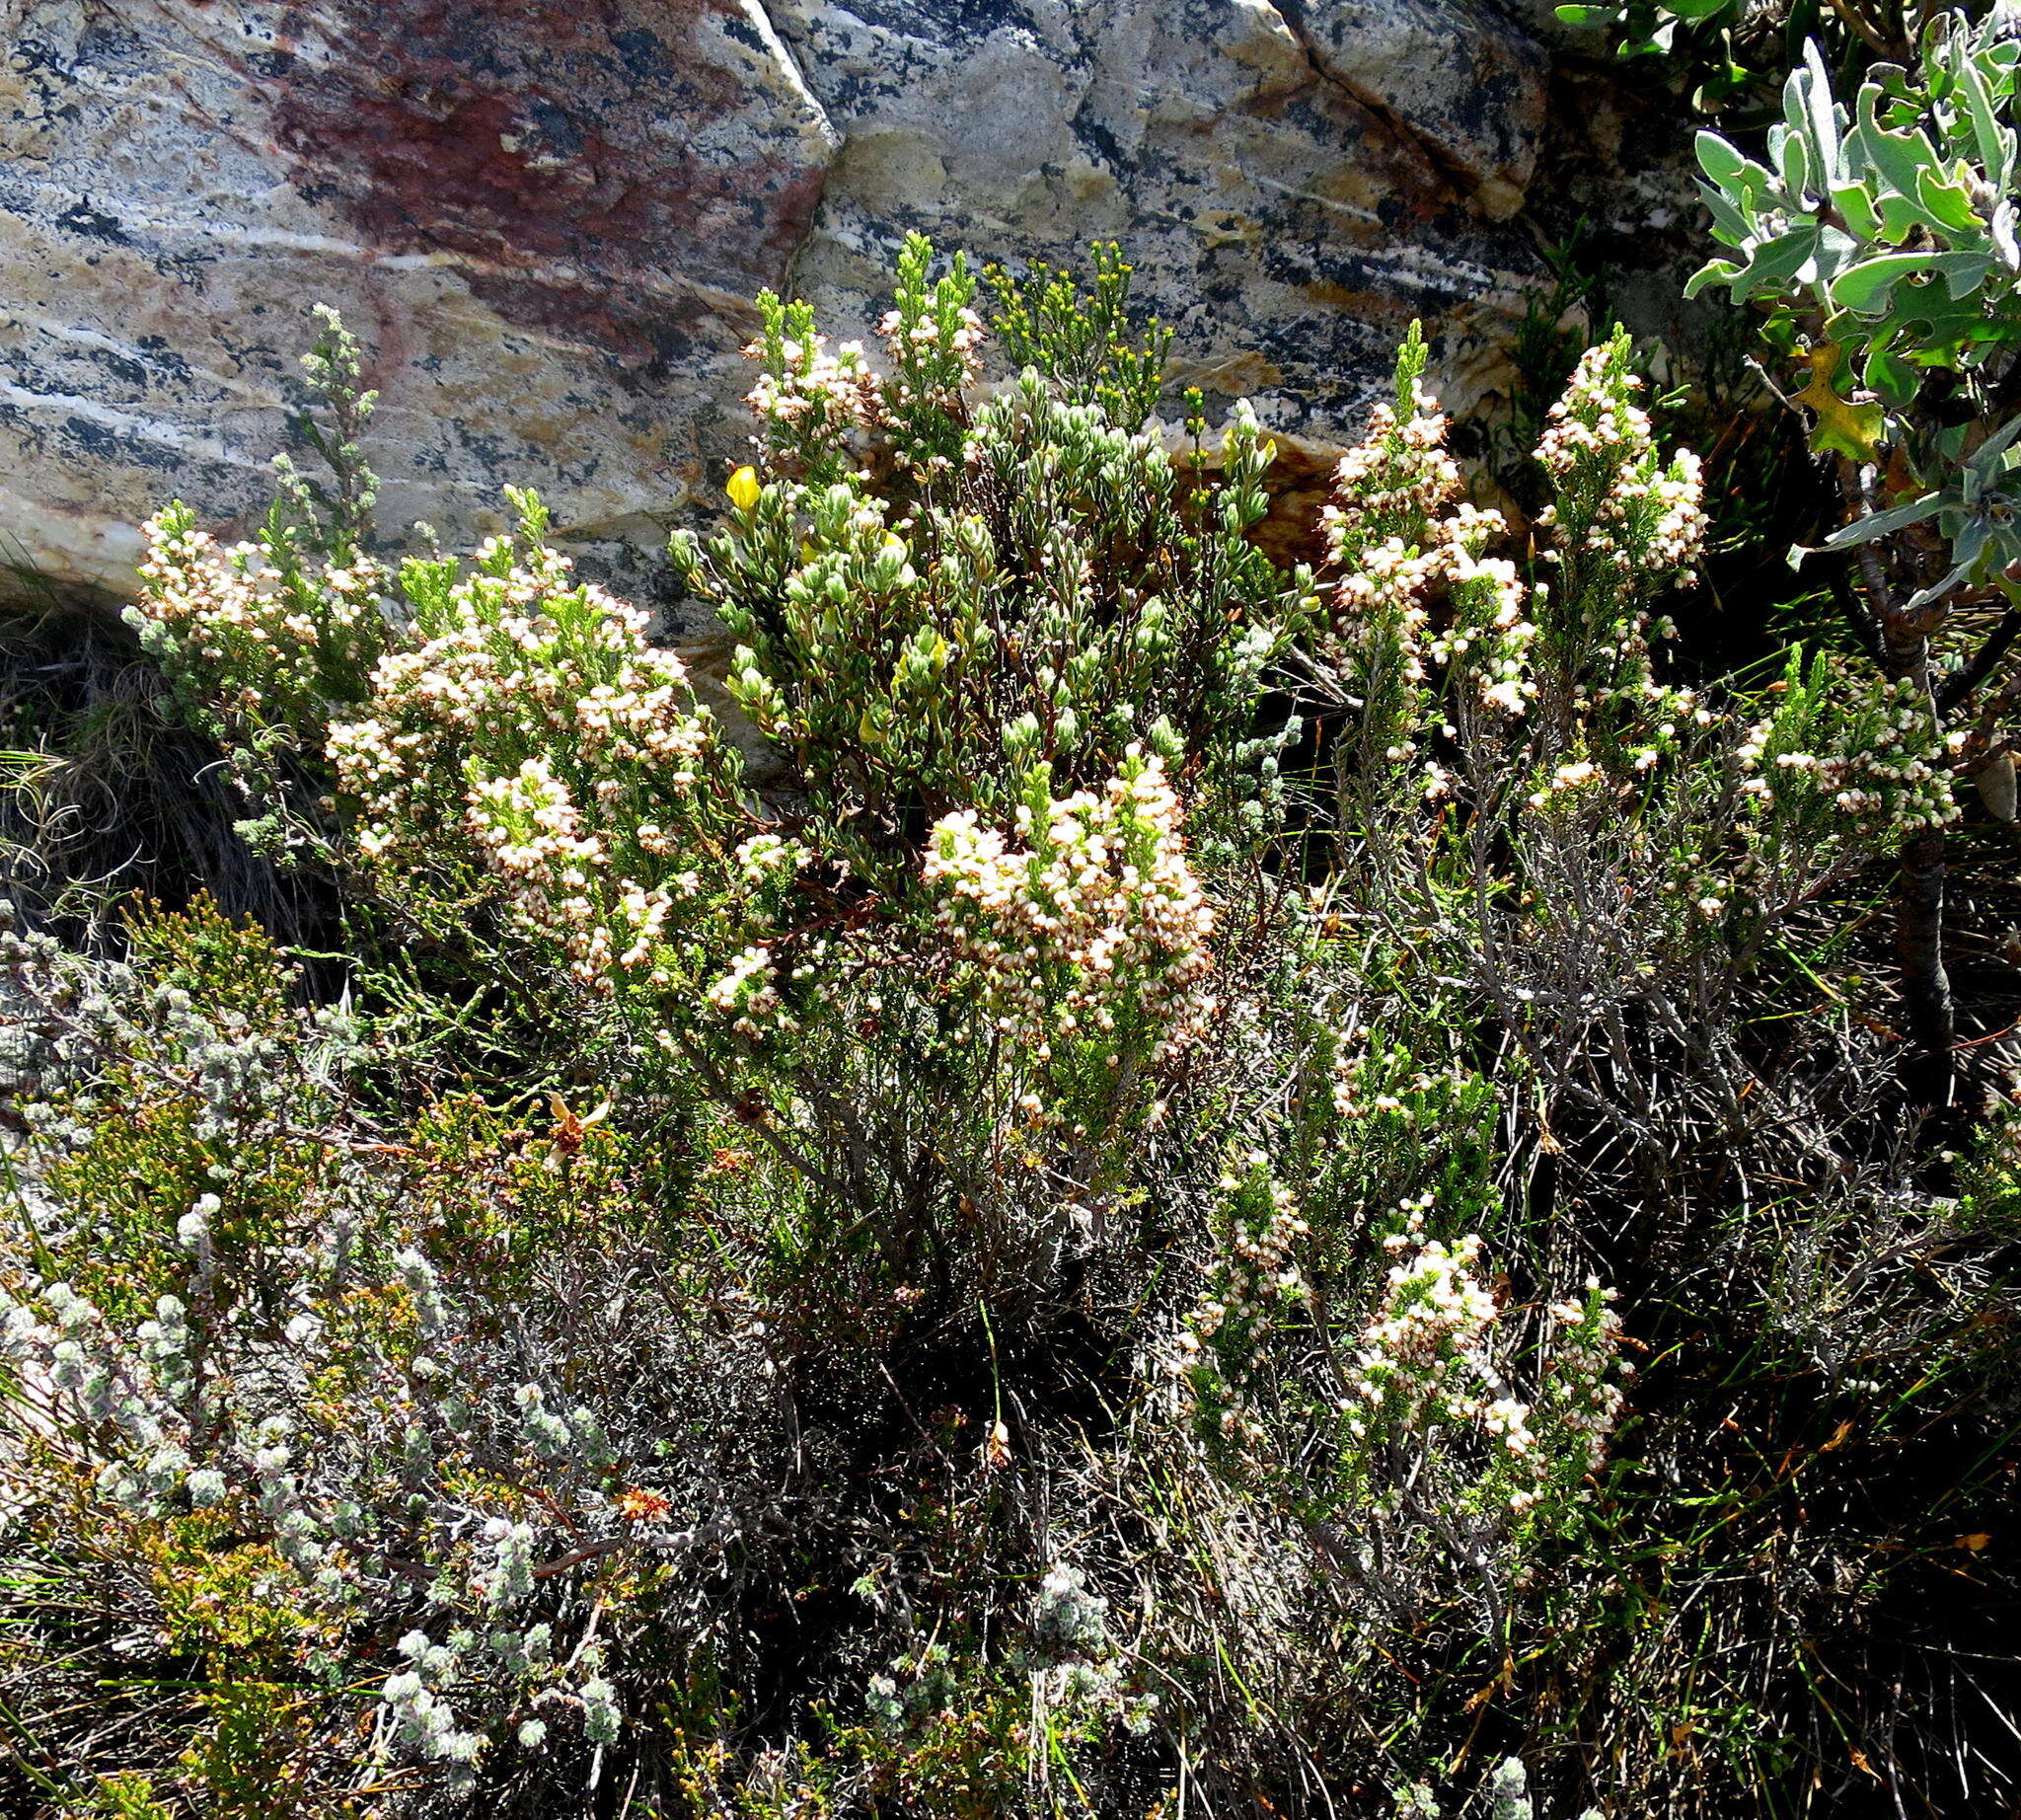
xmin=1323 ymin=380 xmax=1461 ymax=542
xmin=1536 ymin=344 xmax=1706 ymax=573
xmin=466 ymin=760 xmax=677 ymax=989
xmin=1736 ymin=673 xmax=1959 ymax=838
xmin=1180 ymin=1166 xmax=1311 ymax=1443
xmin=739 ymin=240 xmax=986 ymax=482
xmin=704 ymin=944 xmax=786 ymax=1040
xmin=1191 ymin=1171 xmax=1310 ymax=1345
xmin=1330 ymin=538 xmax=1438 ymax=696
xmin=1324 ymin=391 xmax=1536 ymax=728
xmin=1327 ymin=1033 xmax=1470 ymax=1122
xmin=923 ymin=751 xmax=1217 ymax=1064
xmin=1539 ymin=1279 xmax=1629 ymax=1480
xmin=1434 ymin=535 xmax=1534 ymax=718
xmin=744 ymin=330 xmax=881 ymax=437
xmin=1341 ymin=1201 xmax=1626 ymax=1516
xmin=134 ymin=505 xmax=387 ymax=727
xmin=1345 ymin=1210 xmax=1499 ymax=1432
xmin=326 ymin=525 xmax=718 ymax=992
xmin=878 ymin=302 xmax=986 ymax=420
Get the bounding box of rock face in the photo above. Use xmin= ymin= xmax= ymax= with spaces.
xmin=0 ymin=0 xmax=835 ymax=596
xmin=0 ymin=0 xmax=1669 ymax=606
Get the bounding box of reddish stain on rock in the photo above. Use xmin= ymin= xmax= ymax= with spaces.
xmin=263 ymin=0 xmax=831 ymax=370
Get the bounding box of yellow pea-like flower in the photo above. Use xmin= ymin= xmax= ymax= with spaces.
xmin=726 ymin=466 xmax=762 ymax=511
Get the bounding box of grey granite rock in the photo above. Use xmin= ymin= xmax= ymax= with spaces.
xmin=0 ymin=0 xmax=1677 ymax=604
xmin=0 ymin=0 xmax=836 ymax=596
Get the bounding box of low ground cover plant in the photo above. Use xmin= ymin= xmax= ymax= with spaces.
xmin=4 ymin=66 xmax=2021 ymax=1818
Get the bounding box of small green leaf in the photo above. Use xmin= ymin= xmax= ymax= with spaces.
xmin=1732 ymin=227 xmax=1818 ymax=295
xmin=1684 ymin=258 xmax=1744 ymax=298
xmin=1876 ymin=192 xmax=1941 ymax=243
xmin=1830 ymin=180 xmax=1882 ymax=240
xmin=1801 ymin=40 xmax=1842 ymax=179
xmin=1915 ymin=166 xmax=1983 ymax=234
xmin=1957 ymin=51 xmax=2012 ymax=190
xmin=1863 ymin=340 xmax=1917 ymax=408
xmin=1935 ymin=251 xmax=1994 ymax=297
xmin=1775 ymin=124 xmax=1813 ymax=199
xmin=1855 ymin=85 xmax=1947 ymax=213
xmin=1697 ymin=181 xmax=1754 ymax=246
xmin=1830 ymin=252 xmax=1938 ymax=312
xmin=1966 ymin=413 xmax=2021 ymax=477
xmin=1695 ymin=130 xmax=1752 ymax=189
xmin=1823 ymin=491 xmax=1942 ymax=547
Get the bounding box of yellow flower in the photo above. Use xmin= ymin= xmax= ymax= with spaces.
xmin=726 ymin=466 xmax=762 ymax=512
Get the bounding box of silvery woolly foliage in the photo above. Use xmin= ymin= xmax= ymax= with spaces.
xmin=1691 ymin=11 xmax=2021 ymax=604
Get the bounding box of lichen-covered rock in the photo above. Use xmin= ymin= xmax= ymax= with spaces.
xmin=0 ymin=0 xmax=1661 ymax=606
xmin=774 ymin=0 xmax=1558 ymax=463
xmin=0 ymin=0 xmax=835 ymax=596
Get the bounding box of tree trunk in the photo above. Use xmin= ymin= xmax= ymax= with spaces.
xmin=1895 ymin=825 xmax=1955 ymax=1111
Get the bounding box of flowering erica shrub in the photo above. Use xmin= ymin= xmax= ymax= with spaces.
xmin=6 ymin=233 xmax=2021 ymax=1819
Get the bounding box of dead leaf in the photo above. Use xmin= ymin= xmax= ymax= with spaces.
xmin=1795 ymin=344 xmax=1886 ymax=461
